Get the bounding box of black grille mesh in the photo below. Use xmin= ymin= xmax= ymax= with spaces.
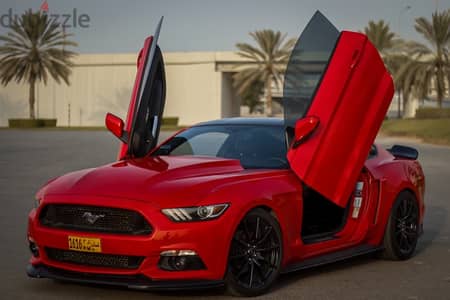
xmin=45 ymin=248 xmax=144 ymax=269
xmin=39 ymin=204 xmax=152 ymax=235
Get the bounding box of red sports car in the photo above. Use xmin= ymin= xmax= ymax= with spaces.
xmin=27 ymin=12 xmax=425 ymax=296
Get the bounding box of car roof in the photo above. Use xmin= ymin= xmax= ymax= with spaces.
xmin=195 ymin=117 xmax=284 ymax=127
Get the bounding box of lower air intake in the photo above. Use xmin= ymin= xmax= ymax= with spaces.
xmin=45 ymin=248 xmax=144 ymax=269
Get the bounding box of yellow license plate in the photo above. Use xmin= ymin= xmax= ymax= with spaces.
xmin=68 ymin=236 xmax=102 ymax=253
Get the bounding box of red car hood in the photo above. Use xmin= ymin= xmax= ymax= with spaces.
xmin=39 ymin=156 xmax=248 ymax=207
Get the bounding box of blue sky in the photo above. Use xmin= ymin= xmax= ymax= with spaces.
xmin=0 ymin=0 xmax=448 ymax=53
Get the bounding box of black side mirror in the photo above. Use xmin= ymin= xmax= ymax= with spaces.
xmin=387 ymin=145 xmax=418 ymax=160
xmin=156 ymin=145 xmax=172 ymax=155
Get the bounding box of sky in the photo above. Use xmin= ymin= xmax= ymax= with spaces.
xmin=0 ymin=0 xmax=448 ymax=54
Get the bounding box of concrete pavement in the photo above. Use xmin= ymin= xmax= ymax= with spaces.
xmin=0 ymin=130 xmax=449 ymax=299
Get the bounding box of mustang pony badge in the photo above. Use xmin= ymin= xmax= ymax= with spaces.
xmin=82 ymin=212 xmax=105 ymax=225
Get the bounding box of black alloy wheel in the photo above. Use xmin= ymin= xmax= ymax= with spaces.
xmin=226 ymin=208 xmax=282 ymax=297
xmin=381 ymin=191 xmax=419 ymax=260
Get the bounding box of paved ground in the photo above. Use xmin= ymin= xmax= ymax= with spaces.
xmin=0 ymin=130 xmax=449 ymax=299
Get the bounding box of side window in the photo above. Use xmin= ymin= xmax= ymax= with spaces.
xmin=282 ymin=11 xmax=340 ymax=128
xmin=170 ymin=132 xmax=229 ymax=156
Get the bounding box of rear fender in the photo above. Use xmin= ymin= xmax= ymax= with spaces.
xmin=365 ymin=159 xmax=424 ymax=245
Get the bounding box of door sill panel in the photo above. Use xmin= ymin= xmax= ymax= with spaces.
xmin=301 ymin=232 xmax=337 ymax=244
xmin=281 ymin=244 xmax=382 ymax=274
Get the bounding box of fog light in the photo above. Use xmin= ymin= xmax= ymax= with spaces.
xmin=170 ymin=256 xmax=188 ymax=270
xmin=28 ymin=238 xmax=39 ymax=257
xmin=158 ymin=250 xmax=206 ymax=271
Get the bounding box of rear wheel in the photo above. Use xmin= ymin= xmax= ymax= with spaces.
xmin=226 ymin=209 xmax=282 ymax=297
xmin=381 ymin=191 xmax=419 ymax=260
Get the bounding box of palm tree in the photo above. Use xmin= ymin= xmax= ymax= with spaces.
xmin=396 ymin=9 xmax=450 ymax=108
xmin=233 ymin=30 xmax=295 ymax=116
xmin=241 ymin=79 xmax=264 ymax=114
xmin=385 ymin=53 xmax=416 ymax=116
xmin=363 ymin=20 xmax=400 ymax=54
xmin=364 ymin=19 xmax=407 ymax=117
xmin=0 ymin=10 xmax=77 ymax=119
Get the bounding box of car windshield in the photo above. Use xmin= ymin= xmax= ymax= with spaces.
xmin=153 ymin=125 xmax=289 ymax=169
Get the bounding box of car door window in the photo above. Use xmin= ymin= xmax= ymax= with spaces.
xmin=283 ymin=11 xmax=339 ymax=128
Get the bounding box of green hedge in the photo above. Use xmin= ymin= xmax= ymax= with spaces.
xmin=161 ymin=117 xmax=179 ymax=126
xmin=8 ymin=118 xmax=57 ymax=128
xmin=415 ymin=108 xmax=450 ymax=119
xmin=381 ymin=118 xmax=450 ymax=145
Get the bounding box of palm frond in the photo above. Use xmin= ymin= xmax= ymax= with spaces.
xmin=363 ymin=19 xmax=397 ymax=53
xmin=383 ymin=9 xmax=450 ymax=108
xmin=0 ymin=9 xmax=77 ymax=118
xmin=0 ymin=10 xmax=77 ymax=86
xmin=233 ymin=29 xmax=295 ymax=115
xmin=414 ymin=17 xmax=435 ymax=47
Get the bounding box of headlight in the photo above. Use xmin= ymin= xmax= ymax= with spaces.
xmin=161 ymin=203 xmax=229 ymax=222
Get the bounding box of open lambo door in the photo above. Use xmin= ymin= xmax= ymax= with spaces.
xmin=284 ymin=11 xmax=394 ymax=207
xmin=107 ymin=17 xmax=166 ymax=160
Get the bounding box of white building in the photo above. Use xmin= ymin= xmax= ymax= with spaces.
xmin=0 ymin=51 xmax=418 ymax=127
xmin=0 ymin=51 xmax=246 ymax=127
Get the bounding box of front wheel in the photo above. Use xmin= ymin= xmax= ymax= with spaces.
xmin=226 ymin=208 xmax=282 ymax=297
xmin=381 ymin=191 xmax=419 ymax=260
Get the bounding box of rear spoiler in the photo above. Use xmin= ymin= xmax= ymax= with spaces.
xmin=387 ymin=145 xmax=418 ymax=160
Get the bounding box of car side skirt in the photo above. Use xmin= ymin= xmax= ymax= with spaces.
xmin=281 ymin=244 xmax=383 ymax=274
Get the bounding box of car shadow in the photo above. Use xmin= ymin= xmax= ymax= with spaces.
xmin=131 ymin=255 xmax=379 ymax=297
xmin=50 ymin=278 xmax=228 ymax=298
xmin=414 ymin=204 xmax=447 ymax=255
xmin=46 ymin=244 xmax=428 ymax=298
xmin=270 ymin=204 xmax=447 ymax=294
xmin=269 ymin=253 xmax=379 ymax=294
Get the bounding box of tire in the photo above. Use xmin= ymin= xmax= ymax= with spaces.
xmin=380 ymin=191 xmax=419 ymax=260
xmin=225 ymin=208 xmax=283 ymax=297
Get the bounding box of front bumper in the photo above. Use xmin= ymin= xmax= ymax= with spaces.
xmin=27 ymin=264 xmax=224 ymax=290
xmin=27 ymin=194 xmax=237 ymax=283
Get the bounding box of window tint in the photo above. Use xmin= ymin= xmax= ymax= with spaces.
xmin=170 ymin=132 xmax=229 ymax=156
xmin=154 ymin=125 xmax=288 ymax=169
xmin=283 ymin=11 xmax=340 ymax=128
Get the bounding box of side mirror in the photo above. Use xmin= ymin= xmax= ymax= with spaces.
xmin=105 ymin=113 xmax=127 ymax=143
xmin=292 ymin=116 xmax=320 ymax=149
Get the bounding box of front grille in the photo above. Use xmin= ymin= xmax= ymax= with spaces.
xmin=45 ymin=248 xmax=144 ymax=269
xmin=39 ymin=204 xmax=152 ymax=235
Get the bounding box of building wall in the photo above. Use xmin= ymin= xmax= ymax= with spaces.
xmin=0 ymin=51 xmax=242 ymax=127
xmin=164 ymin=53 xmax=222 ymax=126
xmin=0 ymin=82 xmax=29 ymax=124
xmin=221 ymin=72 xmax=241 ymax=118
xmin=1 ymin=50 xmax=446 ymax=127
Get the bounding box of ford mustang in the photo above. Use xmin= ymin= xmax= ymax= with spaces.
xmin=27 ymin=12 xmax=425 ymax=296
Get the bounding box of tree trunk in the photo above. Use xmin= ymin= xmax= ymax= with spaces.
xmin=265 ymin=75 xmax=273 ymax=117
xmin=403 ymin=94 xmax=418 ymax=118
xmin=436 ymin=69 xmax=444 ymax=109
xmin=29 ymin=77 xmax=36 ymax=119
xmin=437 ymin=92 xmax=443 ymax=109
